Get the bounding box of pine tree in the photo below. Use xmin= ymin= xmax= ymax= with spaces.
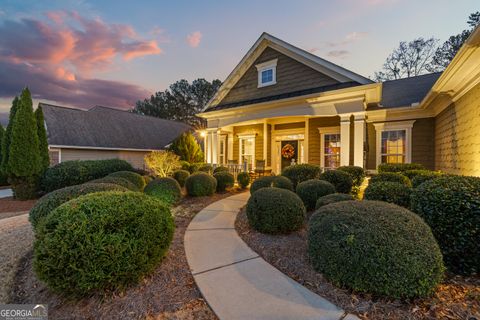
xmin=35 ymin=106 xmax=50 ymax=172
xmin=0 ymin=125 xmax=7 ymax=185
xmin=7 ymin=88 xmax=42 ymax=199
xmin=1 ymin=96 xmax=19 ymax=174
xmin=169 ymin=132 xmax=204 ymax=163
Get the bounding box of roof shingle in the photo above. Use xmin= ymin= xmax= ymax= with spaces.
xmin=41 ymin=104 xmax=190 ymax=150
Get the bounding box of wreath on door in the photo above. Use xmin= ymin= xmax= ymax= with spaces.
xmin=281 ymin=144 xmax=295 ymax=159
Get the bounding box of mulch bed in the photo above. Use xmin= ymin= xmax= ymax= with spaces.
xmin=235 ymin=208 xmax=480 ymax=320
xmin=9 ymin=189 xmax=242 ymax=320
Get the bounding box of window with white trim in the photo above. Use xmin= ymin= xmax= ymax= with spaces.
xmin=319 ymin=127 xmax=341 ymax=169
xmin=374 ymin=120 xmax=415 ymax=166
xmin=256 ymin=59 xmax=277 ymax=87
xmin=239 ymin=135 xmax=255 ymax=169
xmin=219 ymin=135 xmax=226 ymax=165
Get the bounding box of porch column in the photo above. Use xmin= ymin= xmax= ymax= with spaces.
xmin=203 ymin=134 xmax=208 ymax=162
xmin=340 ymin=114 xmax=351 ymax=166
xmin=304 ymin=117 xmax=309 ymax=164
xmin=205 ymin=131 xmax=212 ymax=163
xmin=353 ymin=113 xmax=366 ymax=167
xmin=211 ymin=131 xmax=218 ymax=164
xmin=227 ymin=133 xmax=234 ymax=161
xmin=263 ymin=120 xmax=268 ymax=162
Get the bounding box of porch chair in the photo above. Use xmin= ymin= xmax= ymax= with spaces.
xmin=252 ymin=159 xmax=266 ymax=179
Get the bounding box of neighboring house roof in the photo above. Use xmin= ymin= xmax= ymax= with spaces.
xmin=379 ymin=72 xmax=442 ymax=108
xmin=204 ymin=32 xmax=373 ymax=112
xmin=41 ymin=104 xmax=191 ymax=150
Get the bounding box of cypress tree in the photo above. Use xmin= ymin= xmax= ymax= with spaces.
xmin=35 ymin=106 xmax=50 ymax=172
xmin=8 ymin=88 xmax=41 ymax=199
xmin=1 ymin=96 xmax=19 ymax=173
xmin=0 ymin=125 xmax=6 ymax=185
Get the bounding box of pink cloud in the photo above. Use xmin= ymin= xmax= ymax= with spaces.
xmin=327 ymin=50 xmax=350 ymax=59
xmin=0 ymin=11 xmax=160 ymax=109
xmin=186 ymin=31 xmax=202 ymax=48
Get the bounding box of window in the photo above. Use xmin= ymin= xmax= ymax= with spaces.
xmin=381 ymin=130 xmax=405 ymax=163
xmin=374 ymin=120 xmax=415 ymax=166
xmin=319 ymin=128 xmax=341 ymax=169
xmin=256 ymin=59 xmax=277 ymax=87
xmin=239 ymin=135 xmax=255 ymax=169
xmin=219 ymin=136 xmax=226 ymax=165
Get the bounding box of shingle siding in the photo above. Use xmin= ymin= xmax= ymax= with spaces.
xmin=434 ymin=82 xmax=480 ymax=176
xmin=412 ymin=118 xmax=435 ymax=170
xmin=219 ymin=47 xmax=339 ymax=106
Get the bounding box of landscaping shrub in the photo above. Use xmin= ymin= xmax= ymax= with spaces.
xmin=29 ymin=183 xmax=128 ymax=228
xmin=308 ymin=201 xmax=444 ymax=299
xmin=296 ymin=179 xmax=335 ymax=211
xmin=109 ymin=171 xmax=145 ymax=190
xmin=319 ymin=170 xmax=353 ymax=194
xmin=237 ymin=172 xmax=250 ymax=189
xmin=250 ymin=175 xmax=293 ymax=194
xmin=315 ymin=193 xmax=354 ymax=210
xmin=364 ymin=181 xmax=411 ymax=208
xmin=185 ymin=172 xmax=217 ymax=196
xmin=370 ymin=172 xmax=411 ymax=187
xmin=168 ymin=132 xmax=204 ymax=163
xmin=337 ymin=166 xmax=365 ymax=187
xmin=213 ymin=166 xmax=229 ymax=174
xmin=246 ymin=188 xmax=305 ymax=234
xmin=188 ymin=162 xmax=204 ymax=173
xmin=214 ymin=171 xmax=234 ymax=192
xmin=34 ymin=192 xmax=174 ymax=296
xmin=411 ymin=176 xmax=480 ymax=275
xmin=198 ymin=164 xmax=213 ymax=173
xmin=179 ymin=160 xmax=191 ymax=172
xmin=173 ymin=170 xmax=190 ymax=187
xmin=144 ymin=177 xmax=182 ymax=205
xmin=410 ymin=170 xmax=443 ymax=188
xmin=41 ymin=159 xmax=134 ymax=192
xmin=377 ymin=163 xmax=425 ymax=173
xmin=143 ymin=175 xmax=153 ymax=185
xmin=281 ymin=164 xmax=320 ymax=188
xmin=144 ymin=150 xmax=181 ymax=177
xmin=90 ymin=176 xmax=139 ymax=191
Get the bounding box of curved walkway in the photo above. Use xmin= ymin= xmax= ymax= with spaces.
xmin=185 ymin=192 xmax=358 ymax=320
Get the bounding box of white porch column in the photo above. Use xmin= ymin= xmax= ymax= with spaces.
xmin=211 ymin=131 xmax=218 ymax=164
xmin=340 ymin=114 xmax=351 ymax=166
xmin=353 ymin=113 xmax=366 ymax=167
xmin=227 ymin=133 xmax=234 ymax=161
xmin=263 ymin=120 xmax=268 ymax=161
xmin=205 ymin=132 xmax=212 ymax=163
xmin=304 ymin=117 xmax=309 ymax=164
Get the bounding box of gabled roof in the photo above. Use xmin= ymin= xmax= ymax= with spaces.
xmin=204 ymin=32 xmax=373 ymax=112
xmin=379 ymin=72 xmax=442 ymax=108
xmin=41 ymin=104 xmax=190 ymax=150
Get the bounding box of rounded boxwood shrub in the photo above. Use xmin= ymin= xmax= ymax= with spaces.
xmin=411 ymin=176 xmax=480 ymax=275
xmin=281 ymin=164 xmax=320 ymax=188
xmin=213 ymin=166 xmax=229 ymax=174
xmin=410 ymin=171 xmax=443 ymax=188
xmin=214 ymin=171 xmax=235 ymax=192
xmin=315 ymin=193 xmax=354 ymax=210
xmin=144 ymin=177 xmax=182 ymax=205
xmin=250 ymin=176 xmax=293 ymax=194
xmin=109 ymin=171 xmax=145 ymax=190
xmin=90 ymin=176 xmax=139 ymax=191
xmin=377 ymin=163 xmax=425 ymax=173
xmin=296 ymin=179 xmax=335 ymax=211
xmin=308 ymin=201 xmax=444 ymax=299
xmin=364 ymin=181 xmax=411 ymax=208
xmin=237 ymin=172 xmax=250 ymax=189
xmin=179 ymin=160 xmax=191 ymax=171
xmin=33 ymin=192 xmax=174 ymax=296
xmin=143 ymin=175 xmax=153 ymax=185
xmin=370 ymin=172 xmax=411 ymax=187
xmin=173 ymin=170 xmax=190 ymax=187
xmin=198 ymin=164 xmax=213 ymax=173
xmin=246 ymin=188 xmax=305 ymax=234
xmin=185 ymin=172 xmax=217 ymax=196
xmin=337 ymin=166 xmax=365 ymax=187
xmin=319 ymin=170 xmax=353 ymax=194
xmin=29 ymin=183 xmax=129 ymax=229
xmin=41 ymin=159 xmax=134 ymax=192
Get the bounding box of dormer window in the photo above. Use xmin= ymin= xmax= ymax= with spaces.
xmin=256 ymin=59 xmax=277 ymax=87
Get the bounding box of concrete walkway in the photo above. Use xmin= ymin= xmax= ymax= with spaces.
xmin=185 ymin=192 xmax=358 ymax=320
xmin=0 ymin=188 xmax=13 ymax=199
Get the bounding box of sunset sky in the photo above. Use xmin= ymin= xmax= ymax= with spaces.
xmin=0 ymin=0 xmax=477 ymax=121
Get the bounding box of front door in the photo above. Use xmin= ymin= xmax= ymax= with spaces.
xmin=281 ymin=140 xmax=298 ymax=170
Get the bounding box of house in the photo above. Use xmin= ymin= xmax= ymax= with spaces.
xmin=198 ymin=28 xmax=480 ymax=176
xmin=41 ymin=104 xmax=191 ymax=168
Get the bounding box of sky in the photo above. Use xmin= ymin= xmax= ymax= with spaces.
xmin=0 ymin=0 xmax=478 ymax=121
